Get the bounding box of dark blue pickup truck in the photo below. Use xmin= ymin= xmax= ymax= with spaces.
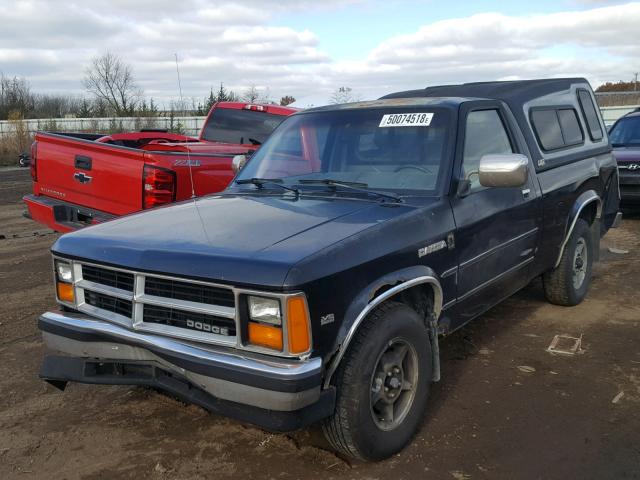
xmin=38 ymin=78 xmax=621 ymax=461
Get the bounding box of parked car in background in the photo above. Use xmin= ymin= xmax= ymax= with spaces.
xmin=18 ymin=153 xmax=30 ymax=167
xmin=37 ymin=79 xmax=620 ymax=461
xmin=23 ymin=102 xmax=296 ymax=232
xmin=609 ymin=108 xmax=640 ymax=204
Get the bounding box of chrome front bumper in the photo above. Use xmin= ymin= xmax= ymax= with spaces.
xmin=39 ymin=311 xmax=333 ymax=430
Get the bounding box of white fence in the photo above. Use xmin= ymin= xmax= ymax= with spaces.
xmin=0 ymin=106 xmax=637 ymax=139
xmin=0 ymin=116 xmax=207 ymax=138
xmin=600 ymin=106 xmax=639 ymax=126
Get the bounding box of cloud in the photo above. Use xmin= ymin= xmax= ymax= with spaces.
xmin=0 ymin=1 xmax=638 ymax=105
xmin=339 ymin=2 xmax=640 ymax=98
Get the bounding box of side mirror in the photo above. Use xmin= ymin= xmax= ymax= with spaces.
xmin=478 ymin=154 xmax=528 ymax=188
xmin=231 ymin=155 xmax=247 ymax=174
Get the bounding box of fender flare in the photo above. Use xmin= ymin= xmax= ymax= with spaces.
xmin=323 ymin=266 xmax=443 ymax=389
xmin=555 ymin=190 xmax=602 ymax=268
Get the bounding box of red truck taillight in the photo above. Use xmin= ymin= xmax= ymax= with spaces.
xmin=142 ymin=164 xmax=176 ymax=209
xmin=30 ymin=141 xmax=38 ymax=182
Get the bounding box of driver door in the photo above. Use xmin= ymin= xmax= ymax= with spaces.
xmin=450 ymin=104 xmax=540 ymax=324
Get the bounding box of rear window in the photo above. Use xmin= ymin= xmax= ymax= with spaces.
xmin=201 ymin=108 xmax=287 ymax=145
xmin=577 ymin=90 xmax=604 ymax=142
xmin=531 ymin=107 xmax=584 ymax=152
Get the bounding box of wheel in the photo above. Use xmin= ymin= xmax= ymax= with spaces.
xmin=543 ymin=218 xmax=593 ymax=306
xmin=322 ymin=302 xmax=432 ymax=461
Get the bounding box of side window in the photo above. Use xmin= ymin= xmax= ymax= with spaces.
xmin=577 ymin=89 xmax=604 ymax=142
xmin=531 ymin=107 xmax=584 ymax=152
xmin=557 ymin=109 xmax=583 ymax=146
xmin=531 ymin=110 xmax=564 ymax=151
xmin=463 ymin=109 xmax=513 ymax=191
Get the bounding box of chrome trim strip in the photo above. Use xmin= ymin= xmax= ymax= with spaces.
xmin=442 ymin=298 xmax=457 ymax=311
xmin=458 ymin=257 xmax=534 ymax=303
xmin=611 ymin=211 xmax=623 ymax=229
xmin=135 ymin=293 xmax=235 ymax=319
xmin=41 ymin=311 xmax=321 ymax=379
xmin=460 ymin=227 xmax=539 ymax=269
xmin=134 ymin=321 xmax=237 ymax=347
xmin=76 ymin=302 xmax=132 ymax=329
xmin=440 ymin=266 xmax=457 ymax=279
xmin=554 ymin=191 xmax=601 ymax=268
xmin=323 ymin=275 xmax=443 ymax=389
xmin=76 ymin=279 xmax=134 ymax=301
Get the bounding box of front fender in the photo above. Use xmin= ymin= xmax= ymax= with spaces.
xmin=323 ymin=265 xmax=443 ymax=388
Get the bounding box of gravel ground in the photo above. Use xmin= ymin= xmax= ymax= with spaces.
xmin=0 ymin=169 xmax=638 ymax=479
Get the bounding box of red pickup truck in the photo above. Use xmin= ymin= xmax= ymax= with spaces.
xmin=24 ymin=102 xmax=296 ymax=232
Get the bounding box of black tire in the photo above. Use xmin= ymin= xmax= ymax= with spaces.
xmin=543 ymin=218 xmax=593 ymax=306
xmin=322 ymin=302 xmax=432 ymax=461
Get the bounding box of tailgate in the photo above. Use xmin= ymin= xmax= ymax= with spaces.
xmin=34 ymin=133 xmax=145 ymax=215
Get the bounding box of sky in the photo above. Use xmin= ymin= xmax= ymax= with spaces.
xmin=0 ymin=0 xmax=638 ymax=107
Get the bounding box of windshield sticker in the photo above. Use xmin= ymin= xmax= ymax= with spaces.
xmin=379 ymin=113 xmax=434 ymax=128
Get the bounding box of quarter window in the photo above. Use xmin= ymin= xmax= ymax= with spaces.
xmin=462 ymin=109 xmax=513 ymax=191
xmin=577 ymin=89 xmax=604 ymax=142
xmin=531 ymin=107 xmax=584 ymax=152
xmin=531 ymin=110 xmax=564 ymax=151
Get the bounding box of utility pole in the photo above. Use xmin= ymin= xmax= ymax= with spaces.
xmin=635 ymin=72 xmax=639 ymax=91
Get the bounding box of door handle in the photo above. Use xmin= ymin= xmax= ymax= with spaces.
xmin=74 ymin=155 xmax=92 ymax=170
xmin=521 ymin=188 xmax=531 ymax=198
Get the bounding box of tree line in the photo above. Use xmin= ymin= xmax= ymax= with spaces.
xmin=1 ymin=53 xmax=303 ymax=121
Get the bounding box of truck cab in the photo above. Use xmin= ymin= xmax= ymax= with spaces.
xmin=37 ymin=79 xmax=620 ymax=461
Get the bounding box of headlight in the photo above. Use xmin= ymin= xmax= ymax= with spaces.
xmin=56 ymin=261 xmax=73 ymax=283
xmin=54 ymin=260 xmax=75 ymax=304
xmin=248 ymin=296 xmax=281 ymax=325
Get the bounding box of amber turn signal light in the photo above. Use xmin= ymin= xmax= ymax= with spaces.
xmin=287 ymin=296 xmax=311 ymax=354
xmin=56 ymin=282 xmax=74 ymax=303
xmin=248 ymin=322 xmax=283 ymax=351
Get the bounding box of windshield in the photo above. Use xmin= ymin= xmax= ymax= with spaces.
xmin=201 ymin=108 xmax=287 ymax=145
xmin=235 ymin=107 xmax=452 ymax=194
xmin=609 ymin=115 xmax=640 ymax=146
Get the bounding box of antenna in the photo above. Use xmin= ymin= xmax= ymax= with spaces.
xmin=175 ymin=52 xmax=196 ymax=199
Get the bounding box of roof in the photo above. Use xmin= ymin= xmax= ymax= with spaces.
xmin=300 ymin=97 xmax=468 ymax=114
xmin=381 ymin=78 xmax=590 ymax=106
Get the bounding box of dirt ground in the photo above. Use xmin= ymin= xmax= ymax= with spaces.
xmin=0 ymin=168 xmax=638 ymax=479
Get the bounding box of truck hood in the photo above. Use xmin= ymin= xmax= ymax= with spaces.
xmin=52 ymin=194 xmax=415 ymax=288
xmin=613 ymin=146 xmax=640 ymax=164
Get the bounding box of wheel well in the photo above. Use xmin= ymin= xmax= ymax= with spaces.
xmin=578 ymin=200 xmax=598 ymax=225
xmin=372 ymin=283 xmax=435 ymax=324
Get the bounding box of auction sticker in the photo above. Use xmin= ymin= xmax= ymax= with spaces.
xmin=379 ymin=112 xmax=434 ymax=128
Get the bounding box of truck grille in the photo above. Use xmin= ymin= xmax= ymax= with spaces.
xmin=84 ymin=290 xmax=133 ymax=318
xmin=145 ymin=276 xmax=235 ymax=308
xmin=82 ymin=265 xmax=135 ymax=291
xmin=73 ymin=262 xmax=237 ymax=346
xmin=143 ymin=305 xmax=236 ymax=336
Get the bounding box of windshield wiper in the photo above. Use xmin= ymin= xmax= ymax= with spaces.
xmin=235 ymin=177 xmax=300 ymax=195
xmin=298 ymin=179 xmax=402 ymax=202
xmin=248 ymin=138 xmax=262 ymax=146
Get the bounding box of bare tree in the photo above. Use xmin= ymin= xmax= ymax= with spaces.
xmin=242 ymin=84 xmax=260 ymax=103
xmin=83 ymin=53 xmax=141 ymax=116
xmin=329 ymin=86 xmax=361 ymax=105
xmin=0 ymin=73 xmax=34 ymax=119
xmin=242 ymin=84 xmax=271 ymax=104
xmin=280 ymin=95 xmax=296 ymax=106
